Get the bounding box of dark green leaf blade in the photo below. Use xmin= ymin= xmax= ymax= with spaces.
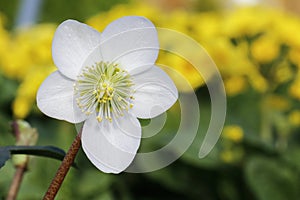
xmin=6 ymin=145 xmax=77 ymax=168
xmin=245 ymin=156 xmax=299 ymax=200
xmin=0 ymin=147 xmax=10 ymax=169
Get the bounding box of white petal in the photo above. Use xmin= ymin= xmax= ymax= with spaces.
xmin=81 ymin=113 xmax=141 ymax=173
xmin=36 ymin=71 xmax=87 ymax=123
xmin=130 ymin=66 xmax=178 ymax=118
xmin=100 ymin=16 xmax=159 ymax=72
xmin=81 ymin=45 xmax=103 ymax=69
xmin=83 ymin=149 xmax=119 ymax=173
xmin=52 ymin=20 xmax=101 ymax=79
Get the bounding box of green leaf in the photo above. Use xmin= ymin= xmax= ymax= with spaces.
xmin=245 ymin=156 xmax=299 ymax=200
xmin=282 ymin=147 xmax=300 ymax=172
xmin=0 ymin=145 xmax=77 ymax=169
xmin=8 ymin=145 xmax=65 ymax=159
xmin=0 ymin=147 xmax=10 ymax=168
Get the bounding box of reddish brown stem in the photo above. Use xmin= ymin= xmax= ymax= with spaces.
xmin=6 ymin=120 xmax=27 ymax=200
xmin=11 ymin=120 xmax=20 ymax=141
xmin=6 ymin=165 xmax=27 ymax=200
xmin=43 ymin=131 xmax=82 ymax=200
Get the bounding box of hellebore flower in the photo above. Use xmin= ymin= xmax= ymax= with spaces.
xmin=37 ymin=16 xmax=178 ymax=173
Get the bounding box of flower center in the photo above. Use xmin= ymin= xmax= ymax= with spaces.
xmin=74 ymin=62 xmax=134 ymax=122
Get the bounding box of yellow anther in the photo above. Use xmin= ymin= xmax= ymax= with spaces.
xmin=130 ymin=104 xmax=134 ymax=108
xmin=108 ymin=87 xmax=114 ymax=92
xmin=96 ymin=116 xmax=103 ymax=122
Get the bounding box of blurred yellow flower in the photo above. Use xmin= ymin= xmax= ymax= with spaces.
xmin=288 ymin=110 xmax=300 ymax=126
xmin=275 ymin=14 xmax=300 ymax=49
xmin=87 ymin=3 xmax=207 ymax=92
xmin=193 ymin=12 xmax=221 ymax=42
xmin=157 ymin=52 xmax=205 ymax=92
xmin=224 ymin=76 xmax=247 ymax=96
xmin=13 ymin=65 xmax=55 ymax=118
xmin=13 ymin=97 xmax=31 ymax=119
xmin=289 ymin=48 xmax=300 ymax=67
xmin=222 ymin=125 xmax=244 ymax=143
xmin=0 ymin=23 xmax=56 ymax=118
xmin=0 ymin=24 xmax=55 ymax=80
xmin=222 ymin=7 xmax=272 ymax=38
xmin=203 ymin=38 xmax=237 ymax=74
xmin=251 ymin=34 xmax=280 ymax=63
xmin=86 ymin=3 xmax=300 ymax=96
xmin=220 ymin=148 xmax=244 ymax=164
xmin=2 ymin=1 xmax=300 ymax=119
xmin=247 ymin=71 xmax=269 ymax=93
xmin=289 ymin=74 xmax=300 ymax=100
xmin=87 ymin=3 xmax=162 ymax=32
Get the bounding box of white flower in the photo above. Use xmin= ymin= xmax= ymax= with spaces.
xmin=36 ymin=16 xmax=178 ymax=173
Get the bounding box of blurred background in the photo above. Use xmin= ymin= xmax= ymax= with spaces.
xmin=1 ymin=0 xmax=300 ymax=199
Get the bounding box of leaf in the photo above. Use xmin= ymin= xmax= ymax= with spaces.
xmin=245 ymin=156 xmax=299 ymax=200
xmin=282 ymin=147 xmax=300 ymax=172
xmin=0 ymin=147 xmax=11 ymax=168
xmin=0 ymin=145 xmax=77 ymax=169
xmin=8 ymin=145 xmax=65 ymax=159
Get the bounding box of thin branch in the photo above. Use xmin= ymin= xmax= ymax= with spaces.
xmin=6 ymin=165 xmax=27 ymax=200
xmin=43 ymin=130 xmax=82 ymax=200
xmin=11 ymin=120 xmax=20 ymax=141
xmin=6 ymin=120 xmax=27 ymax=200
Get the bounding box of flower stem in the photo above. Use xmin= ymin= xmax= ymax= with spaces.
xmin=6 ymin=165 xmax=27 ymax=200
xmin=6 ymin=121 xmax=27 ymax=200
xmin=43 ymin=130 xmax=82 ymax=200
